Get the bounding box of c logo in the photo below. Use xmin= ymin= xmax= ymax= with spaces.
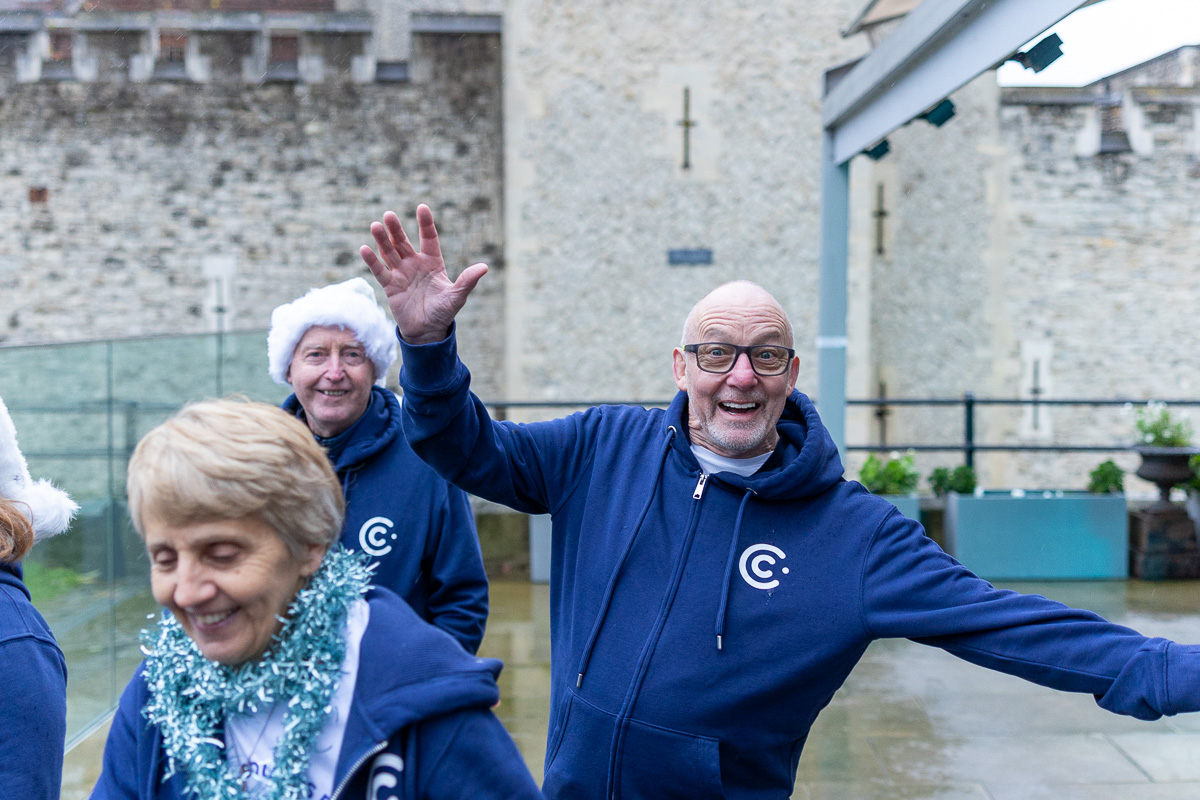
xmin=367 ymin=753 xmax=404 ymax=800
xmin=738 ymin=543 xmax=788 ymax=590
xmin=359 ymin=516 xmax=396 ymax=557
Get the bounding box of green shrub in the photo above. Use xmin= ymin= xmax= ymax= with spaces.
xmin=1087 ymin=460 xmax=1124 ymax=494
xmin=858 ymin=452 xmax=920 ymax=495
xmin=929 ymin=465 xmax=977 ymax=496
xmin=22 ymin=561 xmax=88 ymax=604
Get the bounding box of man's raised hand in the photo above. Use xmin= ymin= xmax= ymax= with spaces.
xmin=360 ymin=204 xmax=488 ymax=344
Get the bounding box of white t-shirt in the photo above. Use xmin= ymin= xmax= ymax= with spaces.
xmin=224 ymin=597 xmax=370 ymax=800
xmin=690 ymin=444 xmax=771 ymax=478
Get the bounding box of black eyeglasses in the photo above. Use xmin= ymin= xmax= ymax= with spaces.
xmin=683 ymin=342 xmax=795 ymax=376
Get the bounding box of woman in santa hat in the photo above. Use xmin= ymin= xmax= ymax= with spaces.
xmin=0 ymin=396 xmax=77 ymax=799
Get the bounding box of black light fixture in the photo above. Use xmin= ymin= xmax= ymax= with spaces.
xmin=918 ymin=98 xmax=956 ymax=127
xmin=1010 ymin=33 xmax=1063 ymax=73
xmin=863 ymin=139 xmax=890 ymax=160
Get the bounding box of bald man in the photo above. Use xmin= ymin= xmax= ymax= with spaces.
xmin=362 ymin=205 xmax=1200 ymax=800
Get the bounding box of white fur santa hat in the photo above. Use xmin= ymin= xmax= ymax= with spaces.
xmin=0 ymin=397 xmax=78 ymax=542
xmin=267 ymin=277 xmax=398 ymax=387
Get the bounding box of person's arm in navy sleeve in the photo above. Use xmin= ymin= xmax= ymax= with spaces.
xmin=423 ymin=482 xmax=488 ymax=654
xmin=0 ymin=637 xmax=66 ymax=800
xmin=90 ymin=669 xmax=148 ymax=800
xmin=862 ymin=509 xmax=1200 ymax=718
xmin=411 ymin=708 xmax=543 ymax=799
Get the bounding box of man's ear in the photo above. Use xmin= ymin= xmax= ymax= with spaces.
xmin=786 ymin=356 xmax=800 ymax=392
xmin=672 ymin=348 xmax=688 ymax=392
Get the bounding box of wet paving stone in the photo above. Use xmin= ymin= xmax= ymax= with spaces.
xmin=479 ymin=579 xmax=1200 ymax=797
xmin=61 ymin=578 xmax=1200 ymax=797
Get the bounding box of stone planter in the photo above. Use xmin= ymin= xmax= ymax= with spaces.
xmin=1188 ymin=489 xmax=1200 ymax=528
xmin=1133 ymin=445 xmax=1200 ymax=503
xmin=1129 ymin=503 xmax=1200 ymax=580
xmin=944 ymin=491 xmax=1128 ymax=580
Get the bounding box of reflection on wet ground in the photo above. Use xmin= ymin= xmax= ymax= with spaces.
xmin=64 ymin=579 xmax=1200 ymax=798
xmin=481 ymin=579 xmax=1200 ymax=799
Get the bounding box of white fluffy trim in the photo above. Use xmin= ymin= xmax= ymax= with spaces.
xmin=267 ymin=277 xmax=397 ymax=386
xmin=0 ymin=397 xmax=78 ymax=542
xmin=22 ymin=480 xmax=79 ymax=542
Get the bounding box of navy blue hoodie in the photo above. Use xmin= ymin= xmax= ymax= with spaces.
xmin=90 ymin=586 xmax=541 ymax=800
xmin=284 ymin=385 xmax=488 ymax=653
xmin=398 ymin=330 xmax=1200 ymax=800
xmin=0 ymin=561 xmax=67 ymax=800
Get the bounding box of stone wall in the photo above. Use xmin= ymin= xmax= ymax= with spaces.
xmin=991 ymin=77 xmax=1200 ymax=491
xmin=0 ymin=30 xmax=506 ymax=398
xmin=501 ymin=0 xmax=867 ymax=411
xmin=12 ymin=2 xmax=1199 ymax=499
xmin=337 ymin=0 xmax=502 ymax=62
xmin=846 ymin=73 xmax=1009 ymax=484
xmin=863 ymin=51 xmax=1200 ymax=494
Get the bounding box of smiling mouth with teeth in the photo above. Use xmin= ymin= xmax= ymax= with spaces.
xmin=193 ymin=610 xmax=235 ymax=626
xmin=720 ymin=402 xmax=760 ymax=414
xmin=319 ymin=390 xmax=349 ymax=396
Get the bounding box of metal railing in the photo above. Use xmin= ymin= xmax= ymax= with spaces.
xmin=486 ymin=394 xmax=1200 ymax=469
xmin=846 ymin=394 xmax=1200 ymax=467
xmin=21 ymin=393 xmax=1200 ymax=468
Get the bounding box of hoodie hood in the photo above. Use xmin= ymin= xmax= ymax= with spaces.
xmin=666 ymin=388 xmax=845 ymax=498
xmin=335 ymin=588 xmax=501 ymax=778
xmin=357 ymin=589 xmax=499 ymax=725
xmin=284 ymin=385 xmax=401 ymax=472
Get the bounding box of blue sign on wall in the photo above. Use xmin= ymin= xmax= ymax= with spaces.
xmin=668 ymin=248 xmax=713 ymax=266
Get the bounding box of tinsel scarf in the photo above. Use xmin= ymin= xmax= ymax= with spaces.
xmin=140 ymin=546 xmax=373 ymax=800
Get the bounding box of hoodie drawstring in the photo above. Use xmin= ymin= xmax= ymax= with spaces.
xmin=715 ymin=488 xmax=754 ymax=651
xmin=574 ymin=427 xmax=676 ymax=689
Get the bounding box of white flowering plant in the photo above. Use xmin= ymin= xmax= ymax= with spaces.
xmin=1129 ymin=401 xmax=1193 ymax=447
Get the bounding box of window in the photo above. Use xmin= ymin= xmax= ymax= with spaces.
xmin=154 ymin=30 xmax=189 ymax=79
xmin=44 ymin=31 xmax=75 ymax=80
xmin=265 ymin=34 xmax=299 ymax=81
xmin=269 ymin=34 xmax=298 ymax=65
xmin=159 ymin=31 xmax=187 ymax=64
xmin=49 ymin=31 xmax=72 ymax=63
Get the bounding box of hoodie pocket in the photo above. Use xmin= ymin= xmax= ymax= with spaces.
xmin=544 ymin=692 xmax=575 ymax=774
xmin=542 ymin=692 xmax=725 ymax=800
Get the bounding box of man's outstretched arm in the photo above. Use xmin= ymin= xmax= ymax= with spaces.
xmin=360 ymin=204 xmax=489 ymax=344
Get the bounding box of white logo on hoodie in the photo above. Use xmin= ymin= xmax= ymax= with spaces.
xmin=359 ymin=516 xmax=396 ymax=557
xmin=739 ymin=543 xmax=789 ymax=590
xmin=367 ymin=753 xmax=404 ymax=799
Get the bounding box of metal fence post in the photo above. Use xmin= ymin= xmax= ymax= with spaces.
xmin=964 ymin=392 xmax=975 ymax=469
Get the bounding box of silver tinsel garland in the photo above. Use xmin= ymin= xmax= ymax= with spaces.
xmin=140 ymin=546 xmax=374 ymax=800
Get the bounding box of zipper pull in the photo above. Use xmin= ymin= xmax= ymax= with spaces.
xmin=693 ymin=473 xmax=708 ymax=500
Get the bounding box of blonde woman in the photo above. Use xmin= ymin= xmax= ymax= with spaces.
xmin=91 ymin=399 xmax=540 ymax=800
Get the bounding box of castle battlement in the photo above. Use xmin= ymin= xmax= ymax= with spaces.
xmin=0 ymin=9 xmax=499 ymax=84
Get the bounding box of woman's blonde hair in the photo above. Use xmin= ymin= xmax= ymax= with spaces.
xmin=0 ymin=498 xmax=35 ymax=562
xmin=127 ymin=398 xmax=343 ymax=559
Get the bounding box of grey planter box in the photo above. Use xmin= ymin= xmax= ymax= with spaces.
xmin=529 ymin=514 xmax=552 ymax=583
xmin=880 ymin=494 xmax=920 ymax=522
xmin=944 ymin=491 xmax=1128 ymax=580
